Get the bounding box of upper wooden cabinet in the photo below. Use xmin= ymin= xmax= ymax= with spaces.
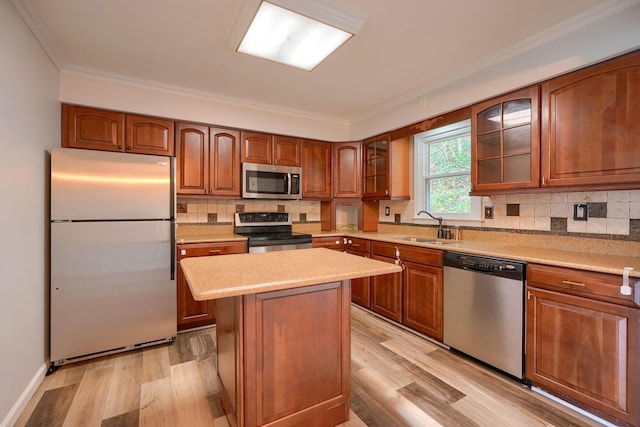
xmin=471 ymin=86 xmax=540 ymax=193
xmin=62 ymin=104 xmax=174 ymax=156
xmin=362 ymin=134 xmax=410 ymax=200
xmin=241 ymin=132 xmax=301 ymax=166
xmin=301 ymin=139 xmax=332 ymax=199
xmin=273 ymin=135 xmax=301 ymax=167
xmin=541 ymin=51 xmax=640 ymax=188
xmin=176 ymin=122 xmax=241 ymax=197
xmin=333 ymin=141 xmax=361 ymax=198
xmin=241 ymin=131 xmax=272 ymax=164
xmin=125 ymin=114 xmax=174 ymax=156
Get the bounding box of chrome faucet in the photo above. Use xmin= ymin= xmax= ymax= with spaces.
xmin=417 ymin=210 xmax=445 ymax=238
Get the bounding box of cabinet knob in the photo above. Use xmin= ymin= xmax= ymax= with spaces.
xmin=127 ymin=146 xmax=132 ymax=150
xmin=117 ymin=145 xmax=123 ymax=149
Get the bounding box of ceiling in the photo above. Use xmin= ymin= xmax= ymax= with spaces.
xmin=16 ymin=0 xmax=608 ymax=124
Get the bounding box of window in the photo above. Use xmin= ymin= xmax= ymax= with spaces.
xmin=414 ymin=119 xmax=480 ymax=221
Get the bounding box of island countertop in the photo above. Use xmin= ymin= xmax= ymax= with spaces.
xmin=180 ymin=247 xmax=403 ymax=300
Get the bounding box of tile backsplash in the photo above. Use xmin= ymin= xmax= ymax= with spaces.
xmin=176 ymin=199 xmax=321 ymax=224
xmin=380 ymin=189 xmax=640 ymax=239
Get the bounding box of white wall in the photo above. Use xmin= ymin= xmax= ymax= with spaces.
xmin=59 ymin=71 xmax=351 ymax=142
xmin=0 ymin=1 xmax=59 ymax=425
xmin=57 ymin=2 xmax=640 ymax=143
xmin=349 ymin=0 xmax=640 ymax=140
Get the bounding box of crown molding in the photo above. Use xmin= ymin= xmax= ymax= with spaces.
xmin=11 ymin=0 xmax=65 ymax=70
xmin=61 ymin=67 xmax=350 ymax=126
xmin=352 ymin=0 xmax=640 ymax=124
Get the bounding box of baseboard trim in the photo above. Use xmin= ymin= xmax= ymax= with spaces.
xmin=0 ymin=362 xmax=47 ymax=427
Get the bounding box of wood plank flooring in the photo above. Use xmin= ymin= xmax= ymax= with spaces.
xmin=15 ymin=305 xmax=603 ymax=427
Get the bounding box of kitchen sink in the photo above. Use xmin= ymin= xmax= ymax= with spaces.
xmin=394 ymin=236 xmax=455 ymax=245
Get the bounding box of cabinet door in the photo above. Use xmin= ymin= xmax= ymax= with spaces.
xmin=347 ymin=249 xmax=371 ymax=308
xmin=241 ymin=131 xmax=272 ymax=164
xmin=176 ymin=123 xmax=209 ymax=195
xmin=541 ymin=52 xmax=640 ymax=188
xmin=273 ymin=135 xmax=301 ymax=167
xmin=333 ymin=142 xmax=361 ymax=198
xmin=526 ymin=287 xmax=639 ymax=425
xmin=209 ymin=128 xmax=240 ymax=197
xmin=125 ymin=114 xmax=174 ymax=156
xmin=302 ymin=140 xmax=332 ymax=199
xmin=471 ymin=86 xmax=540 ymax=193
xmin=362 ymin=134 xmax=389 ymax=198
xmin=62 ymin=104 xmax=124 ymax=152
xmin=402 ymin=261 xmax=443 ymax=340
xmin=370 ymin=254 xmax=402 ymax=322
xmin=177 ymin=241 xmax=247 ymax=331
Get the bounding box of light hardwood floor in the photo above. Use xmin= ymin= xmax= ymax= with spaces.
xmin=16 ymin=305 xmax=602 ymax=427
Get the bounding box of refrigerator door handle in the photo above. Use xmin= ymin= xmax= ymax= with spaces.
xmin=170 ymin=219 xmax=176 ymax=280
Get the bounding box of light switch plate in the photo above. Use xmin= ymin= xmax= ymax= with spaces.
xmin=484 ymin=205 xmax=493 ymax=219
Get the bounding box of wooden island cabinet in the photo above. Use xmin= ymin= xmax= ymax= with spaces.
xmin=526 ymin=264 xmax=639 ymax=426
xmin=179 ymin=248 xmax=401 ymax=427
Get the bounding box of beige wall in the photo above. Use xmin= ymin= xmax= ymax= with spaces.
xmin=57 ymin=4 xmax=640 ymax=143
xmin=0 ymin=1 xmax=60 ymax=425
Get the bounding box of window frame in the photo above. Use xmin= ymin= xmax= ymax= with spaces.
xmin=413 ymin=119 xmax=481 ymax=222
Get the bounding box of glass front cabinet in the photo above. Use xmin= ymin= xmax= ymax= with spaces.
xmin=471 ymin=85 xmax=540 ymax=193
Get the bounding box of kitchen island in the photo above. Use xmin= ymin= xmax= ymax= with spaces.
xmin=180 ymin=248 xmax=402 ymax=427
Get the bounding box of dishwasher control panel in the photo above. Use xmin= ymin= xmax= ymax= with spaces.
xmin=445 ymin=252 xmax=525 ymax=280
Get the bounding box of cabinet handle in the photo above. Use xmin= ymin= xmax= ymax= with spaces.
xmin=562 ymin=280 xmax=586 ymax=287
xmin=542 ymin=177 xmax=546 ymax=186
xmin=117 ymin=145 xmax=123 ymax=149
xmin=127 ymin=146 xmax=132 ymax=150
xmin=209 ymin=249 xmax=222 ymax=254
xmin=352 ymin=243 xmax=360 ymax=248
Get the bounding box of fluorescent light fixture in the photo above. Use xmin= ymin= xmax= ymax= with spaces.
xmin=236 ymin=1 xmax=357 ymax=71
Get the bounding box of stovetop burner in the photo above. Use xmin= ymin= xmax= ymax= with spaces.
xmin=234 ymin=212 xmax=312 ymax=249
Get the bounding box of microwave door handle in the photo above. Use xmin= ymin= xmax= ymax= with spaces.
xmin=286 ymin=173 xmax=292 ymax=195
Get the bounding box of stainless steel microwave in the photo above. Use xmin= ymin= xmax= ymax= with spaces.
xmin=242 ymin=163 xmax=302 ymax=199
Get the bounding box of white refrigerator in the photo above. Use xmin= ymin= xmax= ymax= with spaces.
xmin=50 ymin=147 xmax=176 ymax=368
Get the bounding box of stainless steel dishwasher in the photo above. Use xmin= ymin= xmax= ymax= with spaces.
xmin=443 ymin=251 xmax=526 ymax=379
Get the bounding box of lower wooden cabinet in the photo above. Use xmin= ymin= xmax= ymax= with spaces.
xmin=176 ymin=241 xmax=247 ymax=331
xmin=402 ymin=260 xmax=443 ymax=341
xmin=370 ymin=254 xmax=403 ymax=322
xmin=312 ymin=236 xmax=344 ymax=251
xmin=345 ymin=238 xmax=371 ymax=308
xmin=526 ymin=264 xmax=640 ymax=426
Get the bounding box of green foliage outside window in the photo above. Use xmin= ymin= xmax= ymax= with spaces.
xmin=426 ymin=136 xmax=471 ymax=214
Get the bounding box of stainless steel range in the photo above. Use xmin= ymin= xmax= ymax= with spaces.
xmin=234 ymin=212 xmax=312 ymax=253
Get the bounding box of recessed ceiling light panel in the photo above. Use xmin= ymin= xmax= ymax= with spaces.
xmin=237 ymin=1 xmax=353 ymax=71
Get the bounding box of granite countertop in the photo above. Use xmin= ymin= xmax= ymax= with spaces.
xmin=180 ymin=247 xmax=403 ymax=300
xmin=337 ymin=232 xmax=640 ymax=278
xmin=176 ymin=227 xmax=640 ymax=278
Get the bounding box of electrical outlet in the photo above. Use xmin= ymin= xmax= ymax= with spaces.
xmin=385 ymin=206 xmax=390 ymax=216
xmin=484 ymin=205 xmax=494 ymax=219
xmin=573 ymin=203 xmax=588 ymax=221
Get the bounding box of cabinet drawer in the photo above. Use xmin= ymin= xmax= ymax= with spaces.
xmin=371 ymin=242 xmax=442 ymax=267
xmin=312 ymin=236 xmax=344 ymax=251
xmin=345 ymin=237 xmax=370 ymax=253
xmin=178 ymin=241 xmax=247 ymax=259
xmin=527 ymin=263 xmax=636 ymax=306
